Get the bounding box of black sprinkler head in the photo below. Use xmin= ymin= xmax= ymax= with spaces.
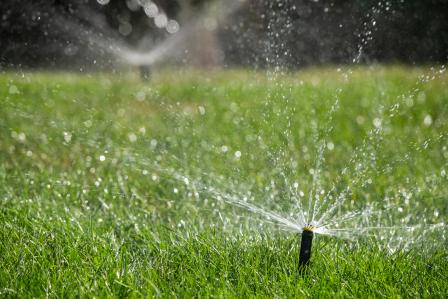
xmin=299 ymin=227 xmax=314 ymax=267
xmin=139 ymin=65 xmax=151 ymax=81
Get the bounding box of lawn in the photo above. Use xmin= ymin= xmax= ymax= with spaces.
xmin=1 ymin=66 xmax=447 ymax=297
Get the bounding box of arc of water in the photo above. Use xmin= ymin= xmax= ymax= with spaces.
xmin=205 ymin=186 xmax=304 ymax=232
xmin=49 ymin=0 xmax=246 ymax=68
xmin=307 ymin=95 xmax=341 ymax=223
xmin=316 ymin=65 xmax=448 ymax=226
xmin=280 ymin=173 xmax=307 ymax=227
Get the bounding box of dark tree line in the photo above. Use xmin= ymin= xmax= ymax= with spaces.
xmin=1 ymin=0 xmax=447 ymax=70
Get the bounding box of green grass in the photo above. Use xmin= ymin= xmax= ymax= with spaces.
xmin=1 ymin=66 xmax=447 ymax=297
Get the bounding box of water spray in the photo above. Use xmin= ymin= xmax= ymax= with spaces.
xmin=299 ymin=226 xmax=314 ymax=267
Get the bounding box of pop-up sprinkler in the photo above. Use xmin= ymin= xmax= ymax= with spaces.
xmin=139 ymin=65 xmax=151 ymax=81
xmin=299 ymin=225 xmax=314 ymax=267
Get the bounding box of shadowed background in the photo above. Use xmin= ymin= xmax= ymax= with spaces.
xmin=1 ymin=0 xmax=447 ymax=69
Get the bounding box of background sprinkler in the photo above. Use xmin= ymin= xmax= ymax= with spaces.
xmin=299 ymin=226 xmax=314 ymax=267
xmin=139 ymin=65 xmax=151 ymax=81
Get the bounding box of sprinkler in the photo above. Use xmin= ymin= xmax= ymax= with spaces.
xmin=299 ymin=226 xmax=314 ymax=267
xmin=139 ymin=65 xmax=151 ymax=81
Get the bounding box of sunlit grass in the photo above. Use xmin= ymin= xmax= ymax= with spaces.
xmin=0 ymin=66 xmax=447 ymax=297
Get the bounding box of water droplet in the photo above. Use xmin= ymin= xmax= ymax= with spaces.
xmin=12 ymin=132 xmax=26 ymax=142
xmin=234 ymin=151 xmax=241 ymax=159
xmin=84 ymin=120 xmax=92 ymax=128
xmin=136 ymin=91 xmax=146 ymax=101
xmin=126 ymin=0 xmax=140 ymax=11
xmin=154 ymin=14 xmax=168 ymax=28
xmin=373 ymin=118 xmax=382 ymax=128
xmin=405 ymin=97 xmax=414 ymax=107
xmin=63 ymin=132 xmax=72 ymax=143
xmin=150 ymin=139 xmax=158 ymax=148
xmin=97 ymin=0 xmax=110 ymax=5
xmin=144 ymin=2 xmax=159 ymax=18
xmin=99 ymin=155 xmax=106 ymax=162
xmin=423 ymin=114 xmax=432 ymax=126
xmin=119 ymin=22 xmax=132 ymax=36
xmin=8 ymin=85 xmax=19 ymax=94
xmin=198 ymin=106 xmax=206 ymax=115
xmin=128 ymin=133 xmax=137 ymax=143
xmin=166 ymin=20 xmax=180 ymax=34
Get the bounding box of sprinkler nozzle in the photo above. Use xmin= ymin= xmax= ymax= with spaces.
xmin=139 ymin=65 xmax=151 ymax=81
xmin=299 ymin=227 xmax=314 ymax=267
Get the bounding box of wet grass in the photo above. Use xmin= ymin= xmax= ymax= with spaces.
xmin=1 ymin=66 xmax=447 ymax=297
